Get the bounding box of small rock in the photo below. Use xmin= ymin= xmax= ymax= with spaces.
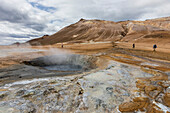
xmin=155 ymin=93 xmax=164 ymax=103
xmin=166 ymin=87 xmax=170 ymax=93
xmin=150 ymin=74 xmax=168 ymax=81
xmin=89 ymin=86 xmax=94 ymax=88
xmin=119 ymin=102 xmax=143 ymax=112
xmin=106 ymin=87 xmax=113 ymax=95
xmin=95 ymin=99 xmax=104 ymax=109
xmin=133 ymin=97 xmax=150 ymax=102
xmin=0 ymin=91 xmax=8 ymax=99
xmin=54 ymin=86 xmax=61 ymax=93
xmin=158 ymin=81 xmax=170 ymax=89
xmin=78 ymin=88 xmax=84 ymax=95
xmin=163 ymin=93 xmax=170 ymax=107
xmin=16 ymin=89 xmax=26 ymax=96
xmin=136 ymin=79 xmax=150 ymax=91
xmin=145 ymin=85 xmax=157 ymax=94
xmin=43 ymin=90 xmax=50 ymax=96
xmin=0 ymin=89 xmax=8 ymax=92
xmin=133 ymin=97 xmax=150 ymax=111
xmin=145 ymin=85 xmax=163 ymax=99
xmin=23 ymin=90 xmax=35 ymax=97
xmin=49 ymin=80 xmax=58 ymax=84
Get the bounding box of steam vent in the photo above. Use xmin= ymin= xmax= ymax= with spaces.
xmin=23 ymin=54 xmax=97 ymax=74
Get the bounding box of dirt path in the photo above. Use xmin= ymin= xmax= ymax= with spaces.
xmin=117 ymin=42 xmax=170 ymax=53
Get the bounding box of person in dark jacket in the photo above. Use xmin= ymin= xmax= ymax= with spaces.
xmin=133 ymin=43 xmax=135 ymax=48
xmin=153 ymin=44 xmax=157 ymax=51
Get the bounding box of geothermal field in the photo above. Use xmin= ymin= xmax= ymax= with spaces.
xmin=0 ymin=17 xmax=170 ymax=113
xmin=0 ymin=42 xmax=170 ymax=113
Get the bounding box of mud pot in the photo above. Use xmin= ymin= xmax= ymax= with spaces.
xmin=0 ymin=54 xmax=98 ymax=86
xmin=23 ymin=54 xmax=97 ymax=72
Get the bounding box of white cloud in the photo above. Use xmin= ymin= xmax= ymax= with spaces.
xmin=0 ymin=0 xmax=170 ymax=45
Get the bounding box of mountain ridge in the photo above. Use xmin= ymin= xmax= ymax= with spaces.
xmin=27 ymin=16 xmax=170 ymax=45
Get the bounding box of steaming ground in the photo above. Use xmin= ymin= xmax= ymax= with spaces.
xmin=0 ymin=47 xmax=46 ymax=58
xmin=0 ymin=42 xmax=170 ymax=112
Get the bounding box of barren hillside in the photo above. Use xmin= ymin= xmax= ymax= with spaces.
xmin=27 ymin=17 xmax=170 ymax=45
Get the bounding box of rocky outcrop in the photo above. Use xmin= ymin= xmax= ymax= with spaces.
xmin=119 ymin=73 xmax=170 ymax=113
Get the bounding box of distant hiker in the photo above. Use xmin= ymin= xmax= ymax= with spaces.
xmin=15 ymin=42 xmax=20 ymax=47
xmin=132 ymin=43 xmax=135 ymax=48
xmin=17 ymin=43 xmax=19 ymax=47
xmin=153 ymin=44 xmax=157 ymax=51
xmin=61 ymin=44 xmax=64 ymax=48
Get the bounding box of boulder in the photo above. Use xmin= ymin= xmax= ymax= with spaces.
xmin=119 ymin=102 xmax=145 ymax=112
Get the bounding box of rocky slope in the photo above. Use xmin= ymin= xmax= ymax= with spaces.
xmin=119 ymin=17 xmax=170 ymax=42
xmin=27 ymin=17 xmax=170 ymax=45
xmin=28 ymin=19 xmax=126 ymax=45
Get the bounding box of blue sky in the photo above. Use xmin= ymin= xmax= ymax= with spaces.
xmin=0 ymin=0 xmax=170 ymax=45
xmin=29 ymin=1 xmax=56 ymax=12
